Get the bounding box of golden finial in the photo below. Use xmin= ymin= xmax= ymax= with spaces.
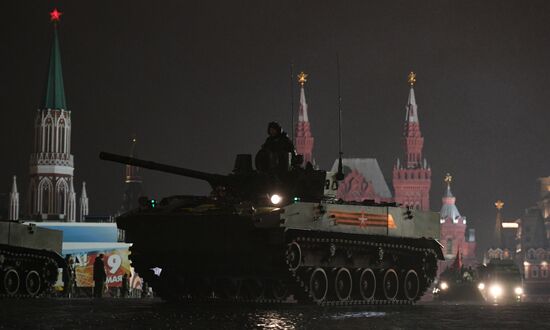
xmin=408 ymin=71 xmax=416 ymax=87
xmin=297 ymin=71 xmax=308 ymax=86
xmin=444 ymin=173 xmax=452 ymax=186
xmin=495 ymin=200 xmax=504 ymax=210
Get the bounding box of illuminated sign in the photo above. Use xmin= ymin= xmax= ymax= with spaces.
xmin=73 ymin=249 xmax=132 ymax=288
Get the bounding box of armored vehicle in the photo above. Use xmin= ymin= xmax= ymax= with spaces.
xmin=0 ymin=221 xmax=66 ymax=297
xmin=433 ymin=266 xmax=484 ymax=302
xmin=477 ymin=259 xmax=523 ymax=303
xmin=101 ymin=149 xmax=443 ymax=305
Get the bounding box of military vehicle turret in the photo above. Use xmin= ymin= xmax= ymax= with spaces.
xmin=0 ymin=221 xmax=66 ymax=297
xmin=101 ymin=149 xmax=443 ymax=305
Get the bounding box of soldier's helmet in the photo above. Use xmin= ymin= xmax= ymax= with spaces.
xmin=267 ymin=121 xmax=282 ymax=135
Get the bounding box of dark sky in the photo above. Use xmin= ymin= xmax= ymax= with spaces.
xmin=2 ymin=1 xmax=550 ymax=249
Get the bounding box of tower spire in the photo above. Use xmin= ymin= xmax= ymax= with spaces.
xmin=297 ymin=72 xmax=309 ymax=122
xmin=79 ymin=182 xmax=89 ymax=221
xmin=393 ymin=71 xmax=431 ymax=210
xmin=43 ymin=9 xmax=66 ymax=110
xmin=294 ymin=71 xmax=314 ymax=165
xmin=406 ymin=87 xmax=418 ymax=123
xmin=444 ymin=173 xmax=453 ymax=197
xmin=440 ymin=173 xmax=460 ymax=222
xmin=119 ymin=137 xmax=144 ymax=214
xmin=402 ymin=71 xmax=423 ymax=168
xmin=406 ymin=72 xmax=418 ymax=123
xmin=494 ymin=200 xmax=504 ymax=248
xmin=9 ymin=176 xmax=19 ymax=220
xmin=67 ymin=179 xmax=76 ymax=222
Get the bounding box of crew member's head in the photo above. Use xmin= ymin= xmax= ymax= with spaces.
xmin=267 ymin=121 xmax=282 ymax=137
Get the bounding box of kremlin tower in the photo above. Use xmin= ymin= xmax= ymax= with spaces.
xmin=119 ymin=138 xmax=144 ymax=214
xmin=294 ymin=72 xmax=314 ymax=165
xmin=392 ymin=72 xmax=431 ymax=210
xmin=23 ymin=9 xmax=88 ymax=222
xmin=493 ymin=200 xmax=504 ymax=248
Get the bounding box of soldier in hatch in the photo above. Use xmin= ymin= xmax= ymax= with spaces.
xmin=257 ymin=122 xmax=298 ymax=172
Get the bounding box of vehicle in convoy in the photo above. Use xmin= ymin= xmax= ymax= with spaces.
xmin=477 ymin=259 xmax=523 ymax=303
xmin=433 ymin=266 xmax=484 ymax=302
xmin=0 ymin=221 xmax=66 ymax=297
xmin=100 ymin=148 xmax=444 ymax=305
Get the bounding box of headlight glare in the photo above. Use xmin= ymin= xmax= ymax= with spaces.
xmin=270 ymin=194 xmax=282 ymax=205
xmin=489 ymin=284 xmax=502 ymax=298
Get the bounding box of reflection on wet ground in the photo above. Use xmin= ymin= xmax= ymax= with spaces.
xmin=1 ymin=298 xmax=549 ymax=329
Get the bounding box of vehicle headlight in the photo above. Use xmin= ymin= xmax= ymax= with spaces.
xmin=489 ymin=284 xmax=502 ymax=298
xmin=270 ymin=194 xmax=282 ymax=205
xmin=478 ymin=283 xmax=485 ymax=290
xmin=514 ymin=287 xmax=523 ymax=295
xmin=440 ymin=281 xmax=448 ymax=290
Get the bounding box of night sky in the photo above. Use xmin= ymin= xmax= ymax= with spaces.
xmin=2 ymin=1 xmax=550 ymax=251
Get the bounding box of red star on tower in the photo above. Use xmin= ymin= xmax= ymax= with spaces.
xmin=50 ymin=9 xmax=62 ymax=22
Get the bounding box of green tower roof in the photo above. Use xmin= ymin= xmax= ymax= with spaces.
xmin=42 ymin=26 xmax=67 ymax=109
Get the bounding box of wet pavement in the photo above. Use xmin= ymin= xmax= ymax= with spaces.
xmin=0 ymin=298 xmax=549 ymax=329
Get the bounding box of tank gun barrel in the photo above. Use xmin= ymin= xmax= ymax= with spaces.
xmin=99 ymin=152 xmax=227 ymax=187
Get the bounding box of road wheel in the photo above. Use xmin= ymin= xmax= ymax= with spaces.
xmin=286 ymin=242 xmax=302 ymax=271
xmin=25 ymin=270 xmax=42 ymax=297
xmin=357 ymin=268 xmax=376 ymax=301
xmin=334 ymin=268 xmax=352 ymax=301
xmin=309 ymin=268 xmax=328 ymax=303
xmin=382 ymin=268 xmax=399 ymax=301
xmin=403 ymin=269 xmax=420 ymax=301
xmin=269 ymin=279 xmax=289 ymax=300
xmin=3 ymin=268 xmax=20 ymax=296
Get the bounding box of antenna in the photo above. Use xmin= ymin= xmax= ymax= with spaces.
xmin=335 ymin=53 xmax=344 ymax=181
xmin=290 ymin=62 xmax=295 ymax=141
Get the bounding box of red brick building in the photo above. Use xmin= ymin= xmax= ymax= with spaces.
xmin=438 ymin=174 xmax=476 ymax=274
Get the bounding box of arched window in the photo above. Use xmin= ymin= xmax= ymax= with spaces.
xmin=56 ymin=179 xmax=68 ymax=214
xmin=527 ymin=249 xmax=536 ymax=260
xmin=41 ymin=182 xmax=51 ymax=214
xmin=532 ymin=266 xmax=539 ymax=278
xmin=59 ymin=119 xmax=65 ymax=154
xmin=44 ymin=117 xmax=53 ymax=153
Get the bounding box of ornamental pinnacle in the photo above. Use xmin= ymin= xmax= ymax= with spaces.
xmin=408 ymin=71 xmax=416 ymax=86
xmin=297 ymin=71 xmax=308 ymax=86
